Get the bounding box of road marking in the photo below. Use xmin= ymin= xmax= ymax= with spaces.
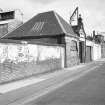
xmin=9 ymin=65 xmax=99 ymax=105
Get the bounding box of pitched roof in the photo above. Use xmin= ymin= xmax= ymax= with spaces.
xmin=2 ymin=11 xmax=77 ymax=39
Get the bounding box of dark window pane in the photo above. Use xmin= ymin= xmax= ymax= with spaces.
xmin=0 ymin=11 xmax=15 ymax=21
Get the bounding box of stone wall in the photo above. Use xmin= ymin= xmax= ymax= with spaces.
xmin=0 ymin=43 xmax=64 ymax=84
xmin=65 ymin=36 xmax=80 ymax=67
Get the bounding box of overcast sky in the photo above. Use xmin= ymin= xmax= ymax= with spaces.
xmin=0 ymin=0 xmax=105 ymax=34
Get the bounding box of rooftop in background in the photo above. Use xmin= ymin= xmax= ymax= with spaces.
xmin=2 ymin=11 xmax=78 ymax=39
xmin=0 ymin=9 xmax=23 ymax=38
xmin=0 ymin=9 xmax=23 ymax=24
xmin=0 ymin=10 xmax=15 ymax=21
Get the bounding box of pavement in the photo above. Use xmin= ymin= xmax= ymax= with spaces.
xmin=0 ymin=63 xmax=85 ymax=94
xmin=0 ymin=58 xmax=105 ymax=105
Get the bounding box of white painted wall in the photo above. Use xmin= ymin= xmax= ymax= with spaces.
xmin=38 ymin=45 xmax=61 ymax=61
xmin=93 ymin=44 xmax=101 ymax=60
xmin=60 ymin=47 xmax=65 ymax=68
xmin=0 ymin=43 xmax=64 ymax=66
xmin=86 ymin=40 xmax=94 ymax=46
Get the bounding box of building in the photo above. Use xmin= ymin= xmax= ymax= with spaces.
xmin=85 ymin=32 xmax=102 ymax=61
xmin=72 ymin=14 xmax=91 ymax=63
xmin=0 ymin=9 xmax=23 ymax=38
xmin=72 ymin=14 xmax=102 ymax=63
xmin=0 ymin=11 xmax=80 ymax=83
xmin=93 ymin=33 xmax=104 ymax=59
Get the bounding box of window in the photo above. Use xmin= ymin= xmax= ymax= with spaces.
xmin=0 ymin=11 xmax=15 ymax=21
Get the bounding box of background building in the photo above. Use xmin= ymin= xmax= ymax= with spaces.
xmin=0 ymin=9 xmax=23 ymax=38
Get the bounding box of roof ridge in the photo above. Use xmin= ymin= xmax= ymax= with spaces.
xmin=53 ymin=11 xmax=66 ymax=34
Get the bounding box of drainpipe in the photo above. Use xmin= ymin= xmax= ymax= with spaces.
xmin=64 ymin=43 xmax=67 ymax=68
xmin=82 ymin=25 xmax=86 ymax=63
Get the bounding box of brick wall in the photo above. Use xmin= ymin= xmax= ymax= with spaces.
xmin=0 ymin=43 xmax=64 ymax=84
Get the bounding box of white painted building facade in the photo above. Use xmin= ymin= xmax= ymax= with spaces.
xmin=93 ymin=43 xmax=101 ymax=60
xmin=80 ymin=37 xmax=101 ymax=61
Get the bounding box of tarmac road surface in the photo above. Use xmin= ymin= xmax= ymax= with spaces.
xmin=27 ymin=60 xmax=105 ymax=105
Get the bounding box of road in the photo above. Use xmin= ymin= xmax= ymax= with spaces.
xmin=26 ymin=60 xmax=105 ymax=105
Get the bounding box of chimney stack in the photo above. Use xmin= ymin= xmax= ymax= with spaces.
xmin=93 ymin=30 xmax=95 ymax=39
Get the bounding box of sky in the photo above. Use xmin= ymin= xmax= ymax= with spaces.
xmin=0 ymin=0 xmax=105 ymax=35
